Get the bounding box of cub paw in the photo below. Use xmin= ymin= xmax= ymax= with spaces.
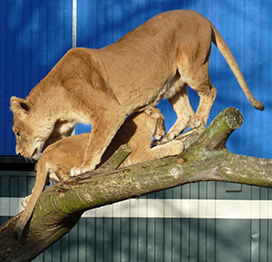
xmin=21 ymin=195 xmax=31 ymax=208
xmin=157 ymin=135 xmax=172 ymax=145
xmin=168 ymin=140 xmax=184 ymax=155
xmin=152 ymin=137 xmax=168 ymax=146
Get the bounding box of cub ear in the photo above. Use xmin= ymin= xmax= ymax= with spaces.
xmin=145 ymin=107 xmax=155 ymax=116
xmin=145 ymin=106 xmax=164 ymax=120
xmin=10 ymin=96 xmax=31 ymax=117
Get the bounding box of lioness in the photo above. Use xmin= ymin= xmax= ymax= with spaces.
xmin=14 ymin=106 xmax=183 ymax=240
xmin=10 ymin=10 xmax=264 ymax=177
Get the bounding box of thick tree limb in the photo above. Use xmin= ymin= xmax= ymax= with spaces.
xmin=1 ymin=107 xmax=272 ymax=262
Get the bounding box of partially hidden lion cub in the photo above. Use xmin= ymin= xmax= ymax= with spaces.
xmin=14 ymin=106 xmax=183 ymax=240
xmin=10 ymin=10 xmax=264 ymax=178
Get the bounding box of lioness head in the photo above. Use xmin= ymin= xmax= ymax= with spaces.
xmin=10 ymin=96 xmax=54 ymax=160
xmin=144 ymin=107 xmax=166 ymax=140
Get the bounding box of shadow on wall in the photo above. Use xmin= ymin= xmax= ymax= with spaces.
xmin=36 ymin=182 xmax=272 ymax=261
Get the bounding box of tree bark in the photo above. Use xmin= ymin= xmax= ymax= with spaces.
xmin=1 ymin=107 xmax=272 ymax=262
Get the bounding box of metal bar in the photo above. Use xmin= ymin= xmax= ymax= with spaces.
xmin=72 ymin=0 xmax=77 ymax=48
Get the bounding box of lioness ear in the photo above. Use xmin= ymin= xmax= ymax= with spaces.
xmin=10 ymin=96 xmax=31 ymax=117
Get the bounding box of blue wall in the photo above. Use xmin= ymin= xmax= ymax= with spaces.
xmin=0 ymin=0 xmax=73 ymax=155
xmin=1 ymin=0 xmax=271 ymax=159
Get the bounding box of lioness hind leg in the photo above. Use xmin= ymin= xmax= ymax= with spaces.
xmin=163 ymin=87 xmax=193 ymax=143
xmin=183 ymin=85 xmax=195 ymax=120
xmin=190 ymin=83 xmax=217 ymax=128
xmin=180 ymin=60 xmax=217 ymax=129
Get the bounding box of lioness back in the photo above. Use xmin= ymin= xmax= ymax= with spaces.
xmin=11 ymin=10 xmax=263 ymax=183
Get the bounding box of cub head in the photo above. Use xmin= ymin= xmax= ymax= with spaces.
xmin=144 ymin=106 xmax=166 ymax=140
xmin=10 ymin=96 xmax=53 ymax=160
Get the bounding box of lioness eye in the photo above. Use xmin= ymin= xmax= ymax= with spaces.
xmin=16 ymin=132 xmax=20 ymax=138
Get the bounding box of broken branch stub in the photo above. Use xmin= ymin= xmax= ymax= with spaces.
xmin=183 ymin=107 xmax=243 ymax=160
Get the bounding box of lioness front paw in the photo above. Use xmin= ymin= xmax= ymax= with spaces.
xmin=70 ymin=167 xmax=82 ymax=177
xmin=70 ymin=164 xmax=95 ymax=177
xmin=168 ymin=140 xmax=184 ymax=155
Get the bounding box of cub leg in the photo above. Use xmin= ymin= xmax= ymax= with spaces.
xmin=48 ymin=170 xmax=70 ymax=183
xmin=163 ymin=86 xmax=194 ymax=142
xmin=120 ymin=140 xmax=184 ymax=168
xmin=14 ymin=158 xmax=48 ymax=240
xmin=21 ymin=177 xmax=50 ymax=208
xmin=70 ymin=107 xmax=127 ymax=176
xmin=48 ymin=172 xmax=61 ymax=183
xmin=149 ymin=139 xmax=184 ymax=159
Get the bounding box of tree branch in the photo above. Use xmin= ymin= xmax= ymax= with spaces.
xmin=1 ymin=107 xmax=271 ymax=262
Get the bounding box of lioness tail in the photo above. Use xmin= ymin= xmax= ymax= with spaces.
xmin=211 ymin=23 xmax=264 ymax=111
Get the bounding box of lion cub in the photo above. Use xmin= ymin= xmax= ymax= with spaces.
xmin=14 ymin=106 xmax=183 ymax=240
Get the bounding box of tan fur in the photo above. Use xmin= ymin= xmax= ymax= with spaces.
xmin=10 ymin=10 xmax=263 ymax=176
xmin=13 ymin=107 xmax=183 ymax=240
